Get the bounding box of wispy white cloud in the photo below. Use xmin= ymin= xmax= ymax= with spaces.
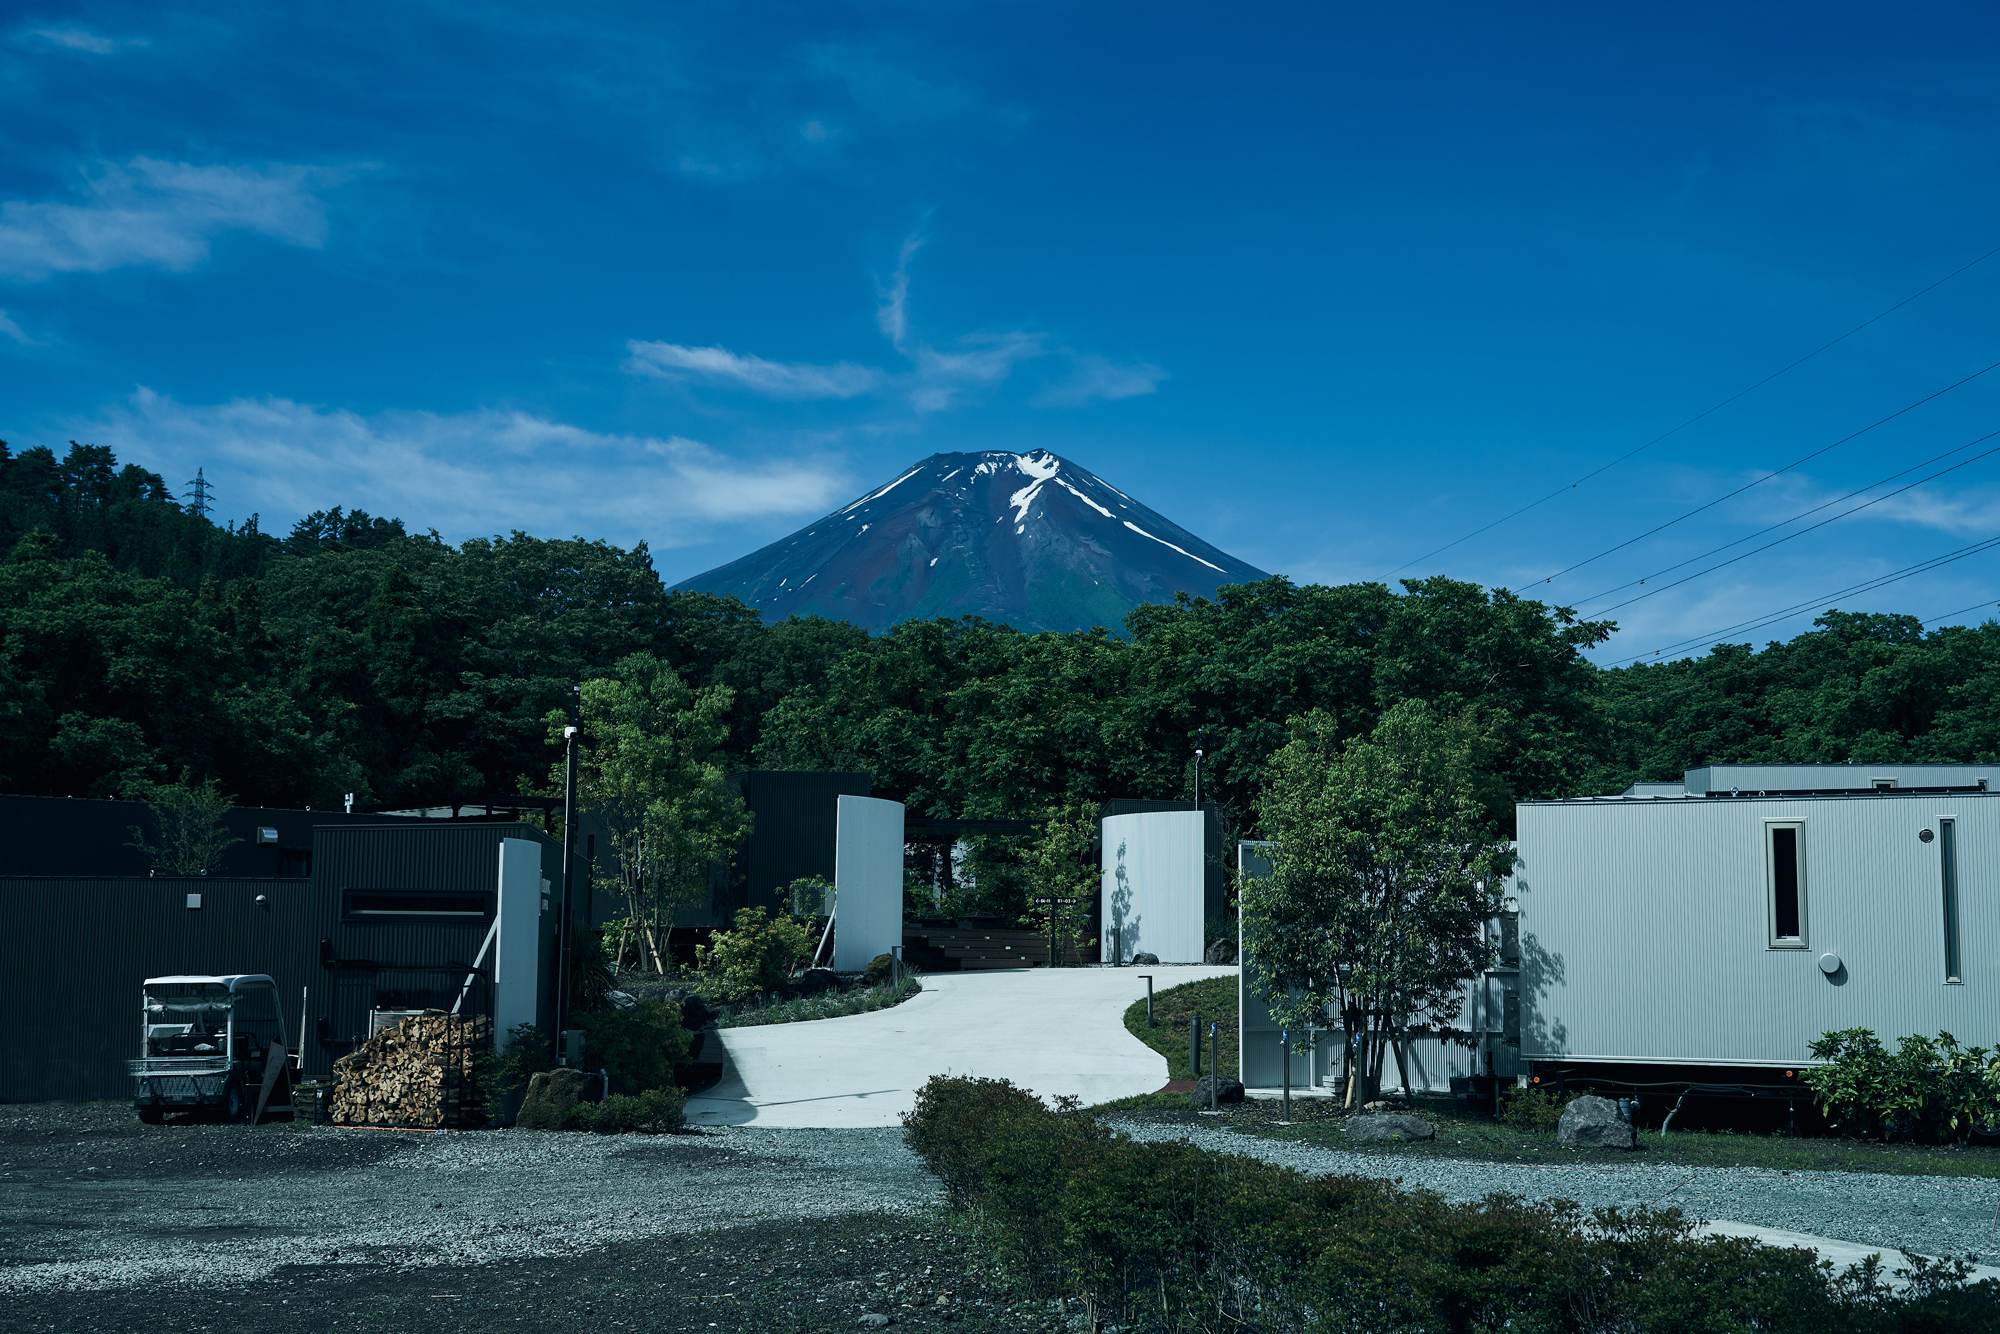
xmin=20 ymin=26 xmax=143 ymax=54
xmin=627 ymin=229 xmax=1164 ymax=417
xmin=78 ymin=389 xmax=854 ymax=546
xmin=1033 ymin=355 xmax=1168 ymax=407
xmin=0 ymin=309 xmax=34 ymax=345
xmin=0 ymin=157 xmax=344 ymax=281
xmin=624 ymin=341 xmax=880 ymax=399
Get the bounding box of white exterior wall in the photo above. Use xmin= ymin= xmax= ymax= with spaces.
xmin=1101 ymin=811 xmax=1205 ymax=964
xmin=1518 ymin=792 xmax=2000 ymax=1066
xmin=493 ymin=837 xmax=543 ymax=1045
xmin=833 ymin=795 xmax=906 ymax=971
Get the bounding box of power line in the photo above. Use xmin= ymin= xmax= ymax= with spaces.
xmin=1386 ymin=240 xmax=2000 ymax=578
xmin=1535 ymin=357 xmax=2000 ymax=587
xmin=1608 ymin=532 xmax=2000 ymax=668
xmin=1922 ymin=599 xmax=2000 ymax=627
xmin=1585 ymin=428 xmax=2000 ymax=615
xmin=1575 ymin=428 xmax=2000 ymax=605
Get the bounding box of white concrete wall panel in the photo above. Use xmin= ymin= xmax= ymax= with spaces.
xmin=1519 ymin=792 xmax=2000 ymax=1066
xmin=494 ymin=837 xmax=542 ymax=1046
xmin=834 ymin=795 xmax=906 ymax=971
xmin=1101 ymin=811 xmax=1205 ymax=964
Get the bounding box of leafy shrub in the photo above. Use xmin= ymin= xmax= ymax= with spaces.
xmin=577 ymin=998 xmax=690 ymax=1094
xmin=1499 ymin=1083 xmax=1574 ymax=1132
xmin=1805 ymin=1027 xmax=2000 ymax=1143
xmin=903 ymin=1074 xmax=1994 ymax=1333
xmin=564 ymin=1086 xmax=686 ymax=1134
xmin=698 ymin=907 xmax=815 ymax=1000
xmin=480 ymin=1022 xmax=555 ymax=1126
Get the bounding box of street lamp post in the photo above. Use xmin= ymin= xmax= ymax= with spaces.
xmin=555 ymin=685 xmax=580 ymax=1064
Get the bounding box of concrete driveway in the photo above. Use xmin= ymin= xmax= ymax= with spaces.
xmin=685 ymin=965 xmax=1236 ymax=1128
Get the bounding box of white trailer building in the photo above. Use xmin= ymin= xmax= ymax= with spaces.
xmin=1517 ymin=764 xmax=1997 ymax=1078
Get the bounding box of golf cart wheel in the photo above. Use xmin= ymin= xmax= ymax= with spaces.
xmin=223 ymin=1080 xmax=246 ymax=1123
xmin=137 ymin=1107 xmax=165 ymax=1125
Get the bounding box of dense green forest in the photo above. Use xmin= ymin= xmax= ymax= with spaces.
xmin=7 ymin=439 xmax=2000 ymax=837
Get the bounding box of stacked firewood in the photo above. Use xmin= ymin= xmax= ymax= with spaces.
xmin=330 ymin=1013 xmax=490 ymax=1129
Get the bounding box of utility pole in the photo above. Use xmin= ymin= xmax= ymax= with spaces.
xmin=555 ymin=684 xmax=580 ymax=1063
xmin=183 ymin=467 xmax=213 ymax=519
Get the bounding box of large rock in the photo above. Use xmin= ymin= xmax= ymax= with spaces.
xmin=1204 ymin=939 xmax=1238 ymax=965
xmin=1130 ymin=951 xmax=1160 ymax=966
xmin=1558 ymin=1095 xmax=1635 ymax=1149
xmin=515 ymin=1068 xmax=601 ymax=1130
xmin=1188 ymin=1075 xmax=1245 ymax=1107
xmin=1344 ymin=1113 xmax=1435 ymax=1142
xmin=790 ymin=967 xmax=840 ymax=997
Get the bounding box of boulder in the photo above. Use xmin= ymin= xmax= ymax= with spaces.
xmin=515 ymin=1067 xmax=601 ymax=1130
xmin=864 ymin=953 xmax=897 ymax=985
xmin=1188 ymin=1075 xmax=1245 ymax=1108
xmin=858 ymin=1315 xmax=892 ymax=1329
xmin=1204 ymin=939 xmax=1238 ymax=965
xmin=1557 ymin=1094 xmax=1635 ymax=1149
xmin=603 ymin=989 xmax=639 ymax=1010
xmin=1131 ymin=951 xmax=1161 ymax=966
xmin=1344 ymin=1113 xmax=1435 ymax=1142
xmin=790 ymin=967 xmax=840 ymax=997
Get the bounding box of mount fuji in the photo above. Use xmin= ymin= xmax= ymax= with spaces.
xmin=674 ymin=450 xmax=1268 ymax=633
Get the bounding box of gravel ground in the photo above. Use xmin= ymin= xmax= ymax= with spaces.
xmin=0 ymin=1103 xmax=936 ymax=1294
xmin=1114 ymin=1118 xmax=2000 ymax=1264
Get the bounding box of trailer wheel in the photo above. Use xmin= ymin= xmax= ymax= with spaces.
xmin=224 ymin=1080 xmax=247 ymax=1124
xmin=137 ymin=1107 xmax=164 ymax=1125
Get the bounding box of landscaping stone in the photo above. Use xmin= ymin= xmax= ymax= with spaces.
xmin=515 ymin=1068 xmax=600 ymax=1130
xmin=1188 ymin=1075 xmax=1245 ymax=1107
xmin=791 ymin=968 xmax=839 ymax=997
xmin=1203 ymin=939 xmax=1237 ymax=964
xmin=1558 ymin=1094 xmax=1636 ymax=1149
xmin=858 ymin=1313 xmax=892 ymax=1328
xmin=603 ymin=989 xmax=638 ymax=1010
xmin=864 ymin=953 xmax=896 ymax=985
xmin=1131 ymin=951 xmax=1160 ymax=966
xmin=1344 ymin=1113 xmax=1436 ymax=1142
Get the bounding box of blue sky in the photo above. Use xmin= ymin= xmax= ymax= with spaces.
xmin=7 ymin=2 xmax=2000 ymax=663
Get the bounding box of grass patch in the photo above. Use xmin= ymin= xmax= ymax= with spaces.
xmin=718 ymin=972 xmax=922 ymax=1029
xmin=1111 ymin=1092 xmax=2000 ymax=1180
xmin=1122 ymin=974 xmax=1237 ymax=1080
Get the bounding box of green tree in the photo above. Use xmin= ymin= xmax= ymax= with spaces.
xmin=557 ymin=653 xmax=749 ymax=973
xmin=1019 ymin=801 xmax=1098 ymax=963
xmin=127 ymin=770 xmax=244 ymax=874
xmin=1244 ymin=700 xmax=1514 ymax=1104
xmin=698 ymin=906 xmax=814 ymax=999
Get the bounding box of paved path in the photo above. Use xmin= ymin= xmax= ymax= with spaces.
xmin=686 ymin=965 xmax=1235 ymax=1128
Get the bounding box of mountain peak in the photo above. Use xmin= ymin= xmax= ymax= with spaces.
xmin=675 ymin=449 xmax=1267 ymax=633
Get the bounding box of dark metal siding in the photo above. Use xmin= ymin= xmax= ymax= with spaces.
xmin=1 ymin=822 xmax=569 ymax=1103
xmin=737 ymin=771 xmax=871 ymax=920
xmin=0 ymin=794 xmax=428 ymax=879
xmin=312 ymin=825 xmax=564 ymax=1069
xmin=0 ymin=877 xmax=309 ymax=1103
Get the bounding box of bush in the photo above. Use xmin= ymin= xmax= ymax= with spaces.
xmin=1499 ymin=1083 xmax=1574 ymax=1132
xmin=902 ymin=1074 xmax=1995 ymax=1333
xmin=1805 ymin=1027 xmax=2000 ymax=1143
xmin=564 ymin=1086 xmax=686 ymax=1134
xmin=481 ymin=1022 xmax=555 ymax=1126
xmin=577 ymin=998 xmax=690 ymax=1094
xmin=698 ymin=907 xmax=815 ymax=1000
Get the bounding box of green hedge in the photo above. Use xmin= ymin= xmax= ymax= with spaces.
xmin=1806 ymin=1028 xmax=2000 ymax=1144
xmin=901 ymin=1075 xmax=1996 ymax=1333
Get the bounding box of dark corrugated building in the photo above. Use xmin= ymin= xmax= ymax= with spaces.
xmin=1 ymin=822 xmax=565 ymax=1103
xmin=0 ymin=794 xmax=428 ymax=879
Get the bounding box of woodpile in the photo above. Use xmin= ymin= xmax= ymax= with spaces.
xmin=330 ymin=1012 xmax=489 ymax=1129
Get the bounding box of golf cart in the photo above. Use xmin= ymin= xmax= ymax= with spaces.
xmin=131 ymin=975 xmax=296 ymax=1124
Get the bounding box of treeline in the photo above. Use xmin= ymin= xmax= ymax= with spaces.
xmin=7 ymin=439 xmax=2000 ymax=831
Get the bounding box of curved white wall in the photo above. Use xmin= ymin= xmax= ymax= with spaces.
xmin=833 ymin=795 xmax=906 ymax=971
xmin=1101 ymin=810 xmax=1205 ymax=963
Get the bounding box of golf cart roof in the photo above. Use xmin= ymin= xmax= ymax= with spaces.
xmin=143 ymin=975 xmax=277 ymax=991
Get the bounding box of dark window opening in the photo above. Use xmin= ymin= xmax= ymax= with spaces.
xmin=343 ymin=888 xmax=491 ymax=920
xmin=1941 ymin=819 xmax=1962 ymax=983
xmin=1499 ymin=911 xmax=1520 ymax=965
xmin=1768 ymin=824 xmax=1805 ymax=946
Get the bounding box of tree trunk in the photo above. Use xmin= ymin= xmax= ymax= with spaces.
xmin=1390 ymin=1031 xmax=1412 ymax=1099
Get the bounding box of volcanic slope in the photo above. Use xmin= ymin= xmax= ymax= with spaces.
xmin=675 ymin=450 xmax=1268 ymax=633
